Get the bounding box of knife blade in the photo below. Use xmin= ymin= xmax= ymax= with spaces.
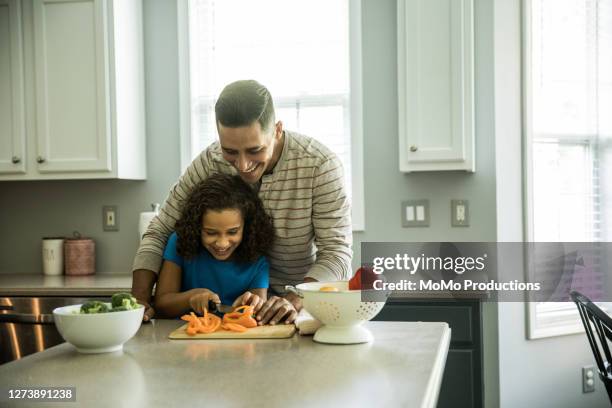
xmin=207 ymin=300 xmax=233 ymax=314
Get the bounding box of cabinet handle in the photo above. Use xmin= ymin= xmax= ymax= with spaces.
xmin=410 ymin=145 xmax=418 ymax=152
xmin=11 ymin=156 xmax=21 ymax=164
xmin=36 ymin=156 xmax=46 ymax=163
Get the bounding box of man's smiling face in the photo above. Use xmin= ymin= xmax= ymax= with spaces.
xmin=218 ymin=121 xmax=283 ymax=184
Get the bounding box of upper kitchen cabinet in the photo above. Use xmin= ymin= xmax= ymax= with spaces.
xmin=0 ymin=0 xmax=146 ymax=180
xmin=397 ymin=0 xmax=475 ymax=172
xmin=0 ymin=0 xmax=26 ymax=175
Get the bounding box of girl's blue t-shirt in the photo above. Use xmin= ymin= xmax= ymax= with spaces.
xmin=162 ymin=232 xmax=269 ymax=305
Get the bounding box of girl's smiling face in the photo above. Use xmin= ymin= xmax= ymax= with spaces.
xmin=201 ymin=209 xmax=244 ymax=261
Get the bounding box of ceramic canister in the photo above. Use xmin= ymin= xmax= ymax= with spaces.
xmin=42 ymin=237 xmax=64 ymax=276
xmin=64 ymin=232 xmax=95 ymax=276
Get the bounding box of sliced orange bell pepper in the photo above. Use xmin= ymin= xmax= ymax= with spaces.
xmin=233 ymin=305 xmax=254 ymax=314
xmin=181 ymin=310 xmax=223 ymax=336
xmin=223 ymin=305 xmax=257 ymax=328
xmin=198 ymin=314 xmax=221 ymax=333
xmin=181 ymin=304 xmax=259 ymax=335
xmin=234 ymin=315 xmax=257 ymax=328
xmin=221 ymin=322 xmax=248 ymax=332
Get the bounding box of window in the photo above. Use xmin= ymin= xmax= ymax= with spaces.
xmin=525 ymin=0 xmax=612 ymax=338
xmin=178 ymin=0 xmax=364 ymax=230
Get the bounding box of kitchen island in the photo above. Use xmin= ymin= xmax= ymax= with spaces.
xmin=0 ymin=320 xmax=450 ymax=408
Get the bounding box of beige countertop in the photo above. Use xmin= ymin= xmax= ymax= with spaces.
xmin=0 ymin=274 xmax=132 ymax=296
xmin=0 ymin=320 xmax=451 ymax=408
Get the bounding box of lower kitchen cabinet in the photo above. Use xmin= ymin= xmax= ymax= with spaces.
xmin=373 ymin=298 xmax=483 ymax=408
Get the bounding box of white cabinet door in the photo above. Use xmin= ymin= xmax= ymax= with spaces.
xmin=397 ymin=0 xmax=475 ymax=172
xmin=32 ymin=0 xmax=111 ymax=173
xmin=0 ymin=0 xmax=26 ymax=174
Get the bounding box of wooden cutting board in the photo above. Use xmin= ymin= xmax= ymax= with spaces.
xmin=169 ymin=323 xmax=296 ymax=339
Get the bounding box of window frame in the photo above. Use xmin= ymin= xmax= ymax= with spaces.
xmin=522 ymin=0 xmax=600 ymax=339
xmin=176 ymin=0 xmax=365 ymax=231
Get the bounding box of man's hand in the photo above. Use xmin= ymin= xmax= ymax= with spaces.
xmin=255 ymin=277 xmax=316 ymax=325
xmin=132 ymin=269 xmax=157 ymax=323
xmin=257 ymin=294 xmax=301 ymax=325
xmin=138 ymin=299 xmax=155 ymax=322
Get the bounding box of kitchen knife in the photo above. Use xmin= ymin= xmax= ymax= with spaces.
xmin=207 ymin=300 xmax=233 ymax=314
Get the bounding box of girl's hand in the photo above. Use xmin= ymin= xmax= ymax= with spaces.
xmin=188 ymin=289 xmax=220 ymax=315
xmin=232 ymin=291 xmax=265 ymax=313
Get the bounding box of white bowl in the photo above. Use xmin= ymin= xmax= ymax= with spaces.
xmin=53 ymin=303 xmax=144 ymax=353
xmin=294 ymin=281 xmax=387 ymax=344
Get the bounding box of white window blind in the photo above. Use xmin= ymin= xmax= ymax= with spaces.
xmin=181 ymin=0 xmax=362 ymax=228
xmin=526 ymin=0 xmax=612 ymax=337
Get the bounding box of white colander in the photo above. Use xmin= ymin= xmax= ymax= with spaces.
xmin=287 ymin=281 xmax=387 ymax=344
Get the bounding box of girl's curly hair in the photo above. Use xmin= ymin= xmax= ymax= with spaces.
xmin=175 ymin=173 xmax=275 ymax=263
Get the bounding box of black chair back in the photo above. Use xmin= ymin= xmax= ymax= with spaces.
xmin=571 ymin=290 xmax=612 ymax=404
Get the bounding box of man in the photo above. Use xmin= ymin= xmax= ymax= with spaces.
xmin=131 ymin=80 xmax=352 ymax=324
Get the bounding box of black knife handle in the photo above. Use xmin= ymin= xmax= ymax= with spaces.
xmin=207 ymin=300 xmax=218 ymax=313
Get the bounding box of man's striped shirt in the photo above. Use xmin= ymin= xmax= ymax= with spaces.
xmin=132 ymin=130 xmax=353 ymax=294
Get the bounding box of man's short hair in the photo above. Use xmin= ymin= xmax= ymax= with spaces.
xmin=215 ymin=80 xmax=275 ymax=132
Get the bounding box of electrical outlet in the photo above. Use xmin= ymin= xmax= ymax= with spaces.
xmin=103 ymin=205 xmax=119 ymax=231
xmin=583 ymin=365 xmax=595 ymax=393
xmin=402 ymin=200 xmax=429 ymax=227
xmin=451 ymin=200 xmax=469 ymax=227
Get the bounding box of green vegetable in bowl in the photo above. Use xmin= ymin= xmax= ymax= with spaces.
xmin=111 ymin=292 xmax=138 ymax=310
xmin=80 ymin=301 xmax=109 ymax=314
xmin=109 ymin=305 xmax=131 ymax=312
xmin=77 ymin=293 xmax=140 ymax=314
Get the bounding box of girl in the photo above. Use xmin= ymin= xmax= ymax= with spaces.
xmin=154 ymin=173 xmax=275 ymax=318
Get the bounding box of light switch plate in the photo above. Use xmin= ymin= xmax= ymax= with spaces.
xmin=451 ymin=200 xmax=469 ymax=227
xmin=402 ymin=200 xmax=429 ymax=227
xmin=103 ymin=205 xmax=119 ymax=231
